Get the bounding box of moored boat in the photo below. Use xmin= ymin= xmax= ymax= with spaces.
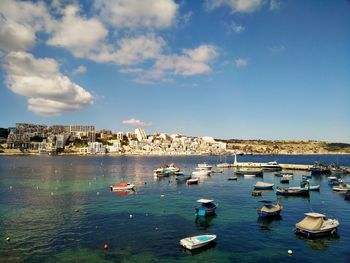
xmin=289 ymin=185 xmax=320 ymax=191
xmin=254 ymin=181 xmax=274 ymax=190
xmin=180 ymin=234 xmax=216 ymax=250
xmin=235 ymin=169 xmax=263 ymax=177
xmin=195 ymin=199 xmax=218 ymax=216
xmin=257 ymin=200 xmax=283 ymax=217
xmin=110 ymin=182 xmax=135 ymax=191
xmin=276 ymin=187 xmax=309 ymax=196
xmin=275 ymin=172 xmax=293 ymax=177
xmin=262 ymin=161 xmax=282 ymax=171
xmin=186 ymin=178 xmax=199 ymax=185
xmin=295 ymin=212 xmax=339 ymax=237
xmin=280 ymin=178 xmax=289 ymax=184
xmin=328 ymin=177 xmax=343 ymax=186
xmin=227 ymin=176 xmax=238 ymax=181
xmin=197 ymin=163 xmax=213 ymax=171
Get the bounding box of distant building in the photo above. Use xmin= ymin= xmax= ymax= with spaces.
xmin=70 ymin=125 xmax=96 ymax=142
xmin=116 ymin=132 xmax=124 ymax=140
xmin=127 ymin=132 xmax=136 ymax=140
xmin=15 ymin=123 xmax=48 ymax=137
xmin=88 ymin=142 xmax=106 ymax=154
xmin=135 ymin=128 xmax=147 ymax=141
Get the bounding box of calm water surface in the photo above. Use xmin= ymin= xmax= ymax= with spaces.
xmin=0 ymin=155 xmax=350 ymax=262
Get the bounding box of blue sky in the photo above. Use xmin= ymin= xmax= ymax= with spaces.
xmin=0 ymin=0 xmax=349 ymax=142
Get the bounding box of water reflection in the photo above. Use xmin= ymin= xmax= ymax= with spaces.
xmin=295 ymin=234 xmax=340 ymax=250
xmin=195 ymin=215 xmax=216 ymax=229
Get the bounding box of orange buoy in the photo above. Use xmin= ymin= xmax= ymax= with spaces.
xmin=104 ymin=243 xmax=108 ymax=250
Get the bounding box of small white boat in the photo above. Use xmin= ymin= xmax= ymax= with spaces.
xmin=254 ymin=181 xmax=274 ymax=190
xmin=332 ymin=185 xmax=350 ymax=192
xmin=197 ymin=163 xmax=213 ymax=170
xmin=295 ymin=212 xmax=339 ymax=237
xmin=282 ymin=174 xmax=293 ymax=179
xmin=180 ymin=234 xmax=216 ymax=250
xmin=187 ymin=178 xmax=199 ymax=185
xmin=244 ymin=174 xmax=256 ymax=178
xmin=110 ymin=183 xmax=135 ymax=191
xmin=192 ymin=170 xmax=210 ymax=176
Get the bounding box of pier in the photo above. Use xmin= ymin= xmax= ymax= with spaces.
xmin=232 ymin=162 xmax=312 ymax=171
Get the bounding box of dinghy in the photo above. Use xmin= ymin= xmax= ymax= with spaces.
xmin=186 ymin=178 xmax=199 ymax=185
xmin=257 ymin=200 xmax=283 ymax=217
xmin=196 ymin=199 xmax=218 ymax=216
xmin=227 ymin=176 xmax=238 ymax=181
xmin=180 ymin=234 xmax=216 ymax=250
xmin=254 ymin=181 xmax=274 ymax=190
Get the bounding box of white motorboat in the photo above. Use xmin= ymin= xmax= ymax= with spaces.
xmin=110 ymin=183 xmax=135 ymax=191
xmin=217 ymin=163 xmax=231 ymax=168
xmin=262 ymin=161 xmax=282 ymax=171
xmin=244 ymin=174 xmax=256 ymax=178
xmin=295 ymin=212 xmax=339 ymax=237
xmin=186 ymin=178 xmax=199 ymax=185
xmin=180 ymin=234 xmax=216 ymax=250
xmin=197 ymin=163 xmax=213 ymax=170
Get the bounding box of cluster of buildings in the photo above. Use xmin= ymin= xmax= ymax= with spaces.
xmin=0 ymin=123 xmax=227 ymax=155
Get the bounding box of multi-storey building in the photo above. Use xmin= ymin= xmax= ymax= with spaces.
xmin=135 ymin=128 xmax=147 ymax=141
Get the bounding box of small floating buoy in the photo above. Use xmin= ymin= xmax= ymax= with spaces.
xmin=51 ymin=192 xmax=54 ymax=196
xmin=6 ymin=237 xmax=10 ymax=242
xmin=155 ymin=227 xmax=159 ymax=231
xmin=75 ymin=209 xmax=79 ymax=212
xmin=97 ymin=192 xmax=100 ymax=196
xmin=9 ymin=186 xmax=12 ymax=191
xmin=160 ymin=194 xmax=165 ymax=198
xmin=104 ymin=243 xmax=108 ymax=250
xmin=146 ymin=213 xmax=148 ymax=216
xmin=36 ymin=186 xmax=39 ymax=190
xmin=288 ymin=249 xmax=293 ymax=255
xmin=129 ymin=214 xmax=133 ymax=218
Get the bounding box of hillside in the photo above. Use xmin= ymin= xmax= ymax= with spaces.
xmin=218 ymin=139 xmax=350 ymax=154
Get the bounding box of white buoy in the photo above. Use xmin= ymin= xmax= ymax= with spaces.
xmin=51 ymin=192 xmax=54 ymax=196
xmin=288 ymin=250 xmax=293 ymax=255
xmin=9 ymin=186 xmax=12 ymax=191
xmin=97 ymin=192 xmax=100 ymax=195
xmin=160 ymin=194 xmax=165 ymax=198
xmin=6 ymin=237 xmax=10 ymax=242
xmin=129 ymin=214 xmax=133 ymax=218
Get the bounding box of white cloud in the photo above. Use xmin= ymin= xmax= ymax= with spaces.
xmin=230 ymin=21 xmax=245 ymax=33
xmin=87 ymin=34 xmax=165 ymax=65
xmin=47 ymin=5 xmax=108 ymax=58
xmin=122 ymin=118 xmax=151 ymax=127
xmin=235 ymin=58 xmax=249 ymax=67
xmin=72 ymin=65 xmax=87 ymax=75
xmin=206 ymin=0 xmax=263 ymax=13
xmin=0 ymin=0 xmax=53 ymax=51
xmin=94 ymin=0 xmax=178 ymax=29
xmin=4 ymin=51 xmax=93 ymax=116
xmin=269 ymin=0 xmax=281 ymax=11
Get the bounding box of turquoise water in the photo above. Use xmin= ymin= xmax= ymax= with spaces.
xmin=0 ymin=155 xmax=349 ymax=262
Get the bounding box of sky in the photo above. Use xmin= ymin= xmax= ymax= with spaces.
xmin=0 ymin=0 xmax=349 ymax=142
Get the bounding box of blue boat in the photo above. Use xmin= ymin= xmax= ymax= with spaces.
xmin=195 ymin=199 xmax=218 ymax=216
xmin=254 ymin=181 xmax=274 ymax=190
xmin=328 ymin=177 xmax=343 ymax=185
xmin=257 ymin=200 xmax=283 ymax=217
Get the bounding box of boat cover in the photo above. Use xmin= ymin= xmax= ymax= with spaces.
xmin=296 ymin=216 xmax=324 ymax=231
xmin=261 ymin=204 xmax=281 ymax=213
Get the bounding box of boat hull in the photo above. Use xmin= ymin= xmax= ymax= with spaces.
xmin=295 ymin=227 xmax=338 ymax=237
xmin=276 ymin=188 xmax=309 ymax=196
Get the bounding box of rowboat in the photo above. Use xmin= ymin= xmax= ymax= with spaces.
xmin=289 ymin=185 xmax=320 ymax=191
xmin=180 ymin=234 xmax=216 ymax=250
xmin=257 ymin=200 xmax=283 ymax=217
xmin=295 ymin=212 xmax=339 ymax=237
xmin=196 ymin=199 xmax=218 ymax=216
xmin=227 ymin=176 xmax=238 ymax=181
xmin=276 ymin=187 xmax=309 ymax=196
xmin=186 ymin=178 xmax=199 ymax=185
xmin=254 ymin=181 xmax=274 ymax=190
xmin=110 ymin=183 xmax=135 ymax=191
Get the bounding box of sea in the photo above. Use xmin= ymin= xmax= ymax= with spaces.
xmin=0 ymin=154 xmax=349 ymax=262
